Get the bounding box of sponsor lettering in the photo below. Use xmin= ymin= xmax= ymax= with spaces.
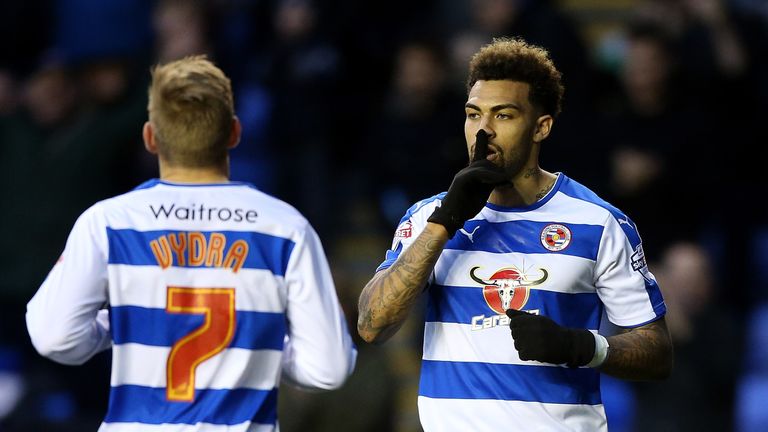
xmin=631 ymin=244 xmax=647 ymax=272
xmin=470 ymin=309 xmax=540 ymax=331
xmin=392 ymin=220 xmax=413 ymax=250
xmin=149 ymin=203 xmax=258 ymax=223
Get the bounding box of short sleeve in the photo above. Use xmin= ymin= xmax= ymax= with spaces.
xmin=594 ymin=215 xmax=666 ymax=328
xmin=376 ymin=194 xmax=444 ymax=272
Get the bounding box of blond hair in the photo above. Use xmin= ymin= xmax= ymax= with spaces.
xmin=148 ymin=55 xmax=234 ymax=167
xmin=467 ymin=37 xmax=564 ymax=117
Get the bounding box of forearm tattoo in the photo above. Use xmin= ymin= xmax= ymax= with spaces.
xmin=357 ymin=227 xmax=447 ymax=343
xmin=599 ymin=319 xmax=673 ymax=380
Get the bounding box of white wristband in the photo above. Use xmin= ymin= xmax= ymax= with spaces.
xmin=587 ymin=333 xmax=609 ymax=368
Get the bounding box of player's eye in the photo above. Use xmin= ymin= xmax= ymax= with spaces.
xmin=466 ymin=112 xmax=480 ymax=120
xmin=496 ymin=113 xmax=512 ymax=120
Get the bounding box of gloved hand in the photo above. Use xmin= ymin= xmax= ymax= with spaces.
xmin=427 ymin=130 xmax=508 ymax=235
xmin=506 ymin=308 xmax=596 ymax=367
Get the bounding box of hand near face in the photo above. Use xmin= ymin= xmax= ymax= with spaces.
xmin=427 ymin=130 xmax=509 ymax=235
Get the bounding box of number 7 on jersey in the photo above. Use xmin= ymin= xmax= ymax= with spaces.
xmin=166 ymin=287 xmax=236 ymax=402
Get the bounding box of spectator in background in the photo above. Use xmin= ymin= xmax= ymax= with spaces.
xmin=0 ymin=60 xmax=81 ymax=301
xmin=621 ymin=0 xmax=759 ymax=308
xmin=595 ymin=23 xmax=715 ymax=257
xmin=0 ymin=0 xmax=54 ymax=78
xmin=0 ymin=70 xmax=19 ymax=116
xmin=4 ymin=0 xmax=155 ymax=291
xmin=366 ymin=40 xmax=465 ymax=227
xmin=438 ymin=0 xmax=591 ymax=108
xmin=262 ymin=0 xmax=342 ymax=235
xmin=633 ymin=242 xmax=740 ymax=431
xmin=1 ymin=1 xmax=153 ymax=429
xmin=0 ymin=55 xmax=147 ymax=432
xmin=153 ymin=0 xmax=212 ymax=63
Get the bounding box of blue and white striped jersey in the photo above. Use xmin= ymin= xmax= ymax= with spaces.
xmin=379 ymin=173 xmax=666 ymax=432
xmin=27 ymin=179 xmax=356 ymax=432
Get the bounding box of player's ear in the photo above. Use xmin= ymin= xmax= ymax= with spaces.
xmin=227 ymin=116 xmax=242 ymax=150
xmin=143 ymin=122 xmax=159 ymax=154
xmin=533 ymin=115 xmax=553 ymax=143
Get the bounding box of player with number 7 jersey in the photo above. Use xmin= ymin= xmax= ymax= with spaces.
xmin=25 ymin=56 xmax=356 ymax=431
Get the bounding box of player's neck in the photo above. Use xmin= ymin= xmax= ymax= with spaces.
xmin=489 ymin=167 xmax=557 ymax=208
xmin=159 ymin=163 xmax=230 ymax=184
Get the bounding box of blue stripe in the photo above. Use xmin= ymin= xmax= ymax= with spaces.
xmin=105 ymin=385 xmax=277 ymax=425
xmin=419 ymin=360 xmax=601 ymax=404
xmin=111 ymin=306 xmax=286 ymax=350
xmin=445 ymin=219 xmax=603 ymax=260
xmin=134 ymin=179 xmax=162 ymax=190
xmin=426 ymin=284 xmax=602 ymax=330
xmin=379 ymin=219 xmax=602 ymax=271
xmin=107 ymin=228 xmax=295 ymax=276
xmin=377 ymin=242 xmax=402 ymax=272
xmin=644 ymin=278 xmax=666 ymax=317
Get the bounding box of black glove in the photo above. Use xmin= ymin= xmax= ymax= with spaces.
xmin=506 ymin=308 xmax=595 ymax=367
xmin=427 ymin=130 xmax=508 ymax=235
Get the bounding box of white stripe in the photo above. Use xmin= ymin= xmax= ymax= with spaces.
xmin=100 ymin=185 xmax=305 ymax=239
xmin=435 ymin=250 xmax=596 ymax=294
xmin=417 ymin=396 xmax=606 ymax=432
xmin=423 ymin=321 xmax=554 ymax=366
xmin=111 ymin=344 xmax=282 ymax=390
xmin=107 ymin=266 xmax=287 ymax=312
xmin=423 ymin=322 xmax=600 ymax=366
xmin=99 ymin=421 xmax=274 ymax=432
xmin=478 ymin=192 xmax=610 ymax=225
xmin=594 ymin=219 xmax=660 ymax=327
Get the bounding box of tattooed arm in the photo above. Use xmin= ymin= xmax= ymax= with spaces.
xmin=599 ymin=317 xmax=673 ymax=380
xmin=357 ymin=223 xmax=449 ymax=344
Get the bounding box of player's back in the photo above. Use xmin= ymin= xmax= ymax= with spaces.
xmin=100 ymin=179 xmax=306 ymax=431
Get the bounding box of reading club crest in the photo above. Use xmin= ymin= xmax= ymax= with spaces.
xmin=470 ymin=266 xmax=548 ymax=314
xmin=540 ymin=224 xmax=571 ymax=252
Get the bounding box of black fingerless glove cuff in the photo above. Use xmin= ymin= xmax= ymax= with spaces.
xmin=427 ymin=206 xmax=463 ymax=235
xmin=565 ymin=328 xmax=597 ymax=368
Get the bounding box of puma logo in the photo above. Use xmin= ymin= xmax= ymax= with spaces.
xmin=459 ymin=226 xmax=480 ymax=243
xmin=618 ymin=218 xmax=634 ymax=230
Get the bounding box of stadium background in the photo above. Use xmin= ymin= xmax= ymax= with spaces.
xmin=1 ymin=0 xmax=767 ymax=430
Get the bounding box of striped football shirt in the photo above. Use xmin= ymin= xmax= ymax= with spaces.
xmin=378 ymin=173 xmax=665 ymax=431
xmin=27 ymin=179 xmax=356 ymax=431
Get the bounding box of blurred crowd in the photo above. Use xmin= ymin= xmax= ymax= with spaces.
xmin=1 ymin=0 xmax=767 ymax=431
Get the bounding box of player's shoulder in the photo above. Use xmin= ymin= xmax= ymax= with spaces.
xmin=401 ymin=192 xmax=447 ymax=221
xmin=556 ymin=174 xmax=630 ymax=224
xmin=95 ymin=179 xmax=310 ymax=229
xmin=244 ymin=188 xmax=310 ymax=229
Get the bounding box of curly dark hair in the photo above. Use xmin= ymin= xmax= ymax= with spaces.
xmin=467 ymin=37 xmax=564 ymax=117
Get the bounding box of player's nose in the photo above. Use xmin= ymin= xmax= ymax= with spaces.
xmin=478 ymin=118 xmax=495 ymax=138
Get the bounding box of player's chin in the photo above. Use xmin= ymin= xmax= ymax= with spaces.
xmin=504 ymin=161 xmax=527 ymax=177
